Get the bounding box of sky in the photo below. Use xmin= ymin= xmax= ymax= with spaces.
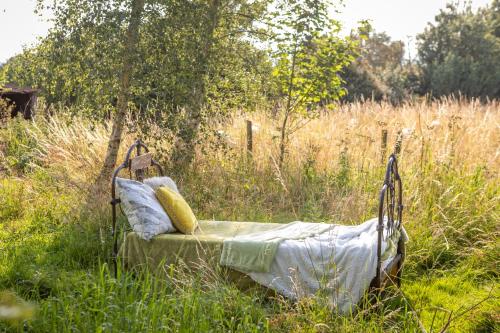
xmin=0 ymin=0 xmax=493 ymax=63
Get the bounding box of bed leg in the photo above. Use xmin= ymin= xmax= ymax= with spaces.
xmin=111 ymin=198 xmax=120 ymax=277
xmin=395 ymin=237 xmax=405 ymax=287
xmin=376 ymin=183 xmax=387 ymax=289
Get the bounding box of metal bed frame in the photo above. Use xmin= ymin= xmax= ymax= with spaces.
xmin=110 ymin=139 xmax=405 ymax=289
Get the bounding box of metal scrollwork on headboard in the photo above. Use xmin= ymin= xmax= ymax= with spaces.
xmin=375 ymin=153 xmax=403 ymax=288
xmin=110 ymin=139 xmax=164 ymax=276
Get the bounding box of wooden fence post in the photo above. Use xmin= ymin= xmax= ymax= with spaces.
xmin=381 ymin=129 xmax=388 ymax=165
xmin=135 ymin=141 xmax=145 ymax=181
xmin=395 ymin=130 xmax=403 ymax=156
xmin=246 ymin=120 xmax=253 ymax=159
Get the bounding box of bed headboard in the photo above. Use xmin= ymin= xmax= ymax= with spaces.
xmin=375 ymin=153 xmax=404 ymax=288
xmin=110 ymin=139 xmax=163 ymax=275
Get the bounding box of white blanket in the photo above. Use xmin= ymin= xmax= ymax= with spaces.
xmin=247 ymin=218 xmax=406 ymax=314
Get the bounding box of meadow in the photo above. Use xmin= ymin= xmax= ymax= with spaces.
xmin=0 ymin=99 xmax=498 ymax=332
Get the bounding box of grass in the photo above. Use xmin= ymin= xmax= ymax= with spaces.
xmin=0 ymin=99 xmax=498 ymax=332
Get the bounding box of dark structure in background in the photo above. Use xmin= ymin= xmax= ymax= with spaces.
xmin=0 ymin=84 xmax=38 ymax=119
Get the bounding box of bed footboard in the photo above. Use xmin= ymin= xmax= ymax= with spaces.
xmin=374 ymin=154 xmax=404 ymax=289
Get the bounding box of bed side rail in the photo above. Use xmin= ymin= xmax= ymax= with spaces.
xmin=374 ymin=153 xmax=404 ymax=288
xmin=110 ymin=139 xmax=163 ymax=276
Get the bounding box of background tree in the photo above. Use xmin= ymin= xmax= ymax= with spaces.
xmin=341 ymin=29 xmax=419 ymax=104
xmin=1 ymin=0 xmax=272 ymax=170
xmin=270 ymin=0 xmax=359 ymax=167
xmin=417 ymin=1 xmax=500 ymax=98
xmin=98 ymin=0 xmax=145 ymax=183
xmin=363 ymin=32 xmax=404 ymax=71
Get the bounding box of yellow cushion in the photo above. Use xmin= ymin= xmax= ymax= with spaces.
xmin=155 ymin=186 xmax=198 ymax=234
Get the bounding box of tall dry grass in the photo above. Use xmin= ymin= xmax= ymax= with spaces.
xmin=7 ymin=98 xmax=497 ymax=223
xmin=15 ymin=98 xmax=497 ymax=182
xmin=226 ymin=98 xmax=499 ymax=172
xmin=1 ymin=98 xmax=498 ymax=332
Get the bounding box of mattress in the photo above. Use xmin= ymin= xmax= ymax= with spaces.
xmin=119 ymin=220 xmax=285 ymax=288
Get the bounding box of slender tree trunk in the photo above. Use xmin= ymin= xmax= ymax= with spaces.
xmin=279 ymin=38 xmax=298 ymax=168
xmin=170 ymin=0 xmax=221 ymax=170
xmin=95 ymin=0 xmax=145 ymax=185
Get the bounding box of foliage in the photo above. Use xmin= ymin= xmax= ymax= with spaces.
xmin=342 ymin=30 xmax=419 ymax=104
xmin=417 ymin=1 xmax=500 ymax=98
xmin=0 ymin=0 xmax=498 ymax=329
xmin=0 ymin=0 xmax=272 ymax=132
xmin=269 ymin=0 xmax=360 ymax=165
xmin=362 ymin=32 xmax=405 ymax=71
xmin=0 ymin=100 xmax=498 ymax=332
xmin=341 ymin=0 xmax=500 ymax=102
xmin=0 ymin=99 xmax=14 ymax=125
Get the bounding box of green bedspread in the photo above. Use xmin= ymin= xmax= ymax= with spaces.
xmin=220 ymin=221 xmax=331 ymax=273
xmin=119 ymin=220 xmax=285 ymax=286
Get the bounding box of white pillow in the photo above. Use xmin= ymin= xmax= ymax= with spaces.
xmin=143 ymin=176 xmax=180 ymax=193
xmin=116 ymin=177 xmax=176 ymax=240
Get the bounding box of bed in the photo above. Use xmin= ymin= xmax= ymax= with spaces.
xmin=111 ymin=140 xmax=406 ymax=309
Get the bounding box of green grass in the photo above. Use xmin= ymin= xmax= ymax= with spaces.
xmin=405 ymin=272 xmax=498 ymax=332
xmin=0 ymin=117 xmax=498 ymax=332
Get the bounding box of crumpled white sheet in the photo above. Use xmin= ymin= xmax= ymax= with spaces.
xmin=247 ymin=218 xmax=406 ymax=314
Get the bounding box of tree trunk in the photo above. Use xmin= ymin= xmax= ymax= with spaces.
xmin=95 ymin=0 xmax=145 ymax=186
xmin=170 ymin=0 xmax=221 ymax=171
xmin=278 ymin=38 xmax=298 ymax=168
